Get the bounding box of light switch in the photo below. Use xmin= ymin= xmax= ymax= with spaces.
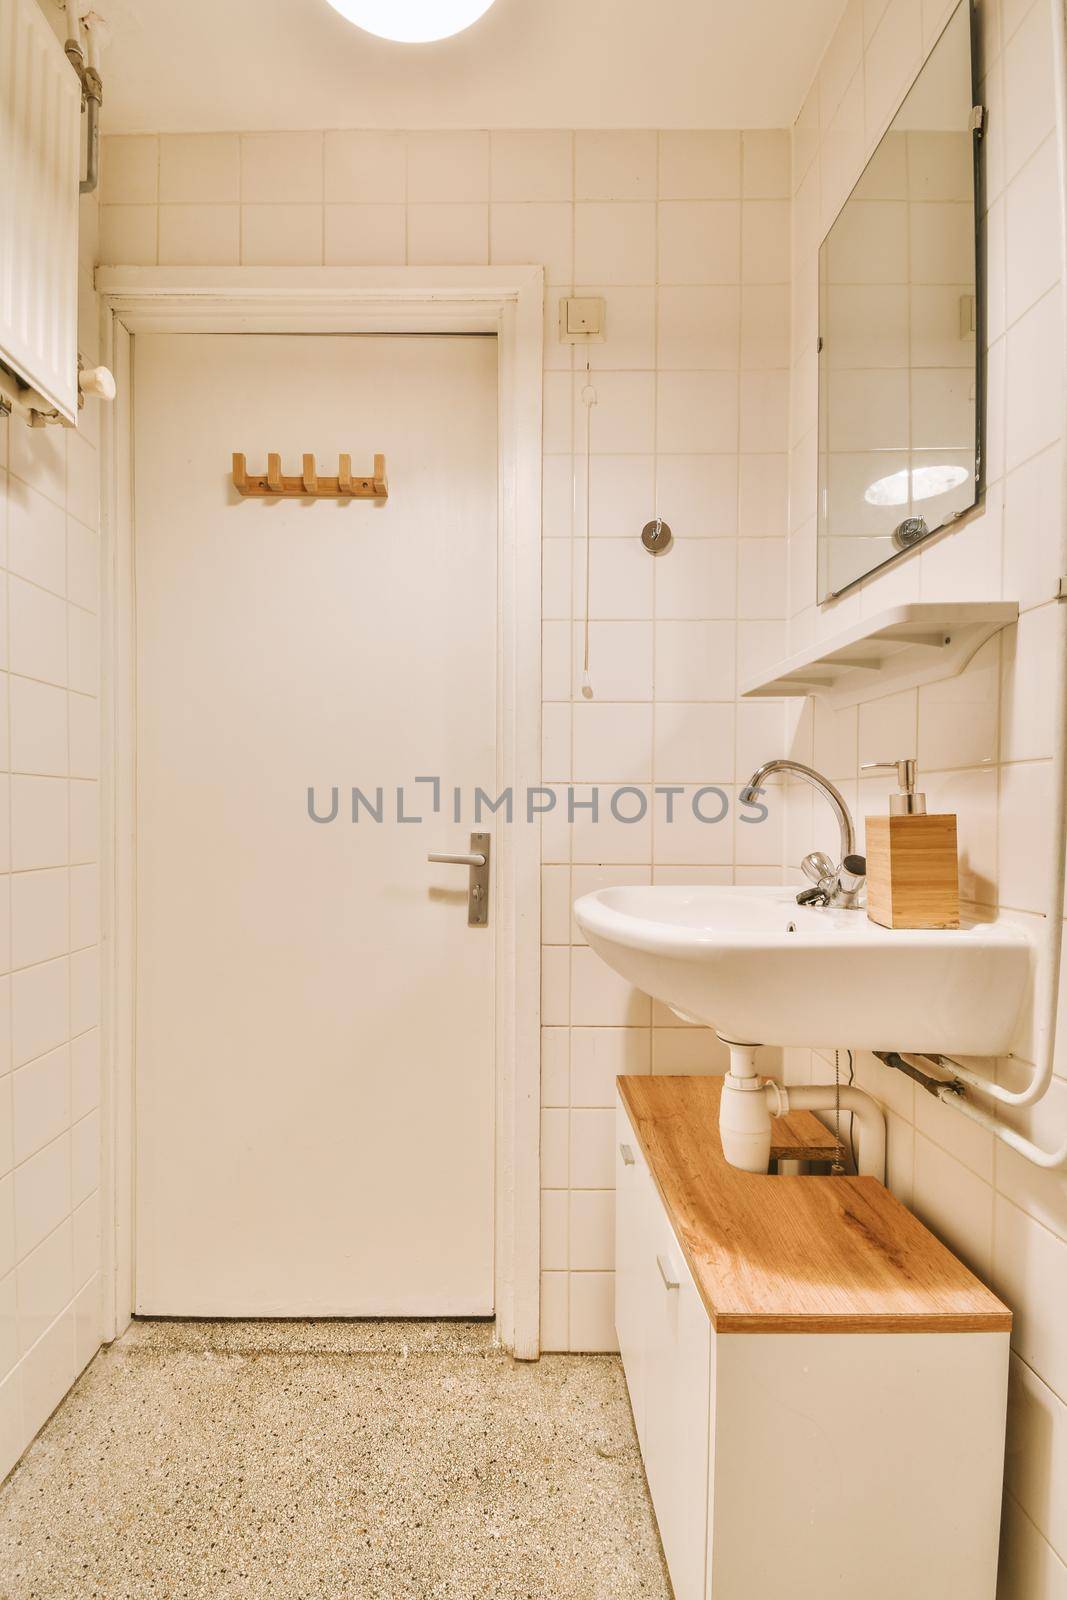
xmin=559 ymin=296 xmax=605 ymax=343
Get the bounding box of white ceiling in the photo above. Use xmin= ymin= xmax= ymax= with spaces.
xmin=94 ymin=0 xmax=845 ymax=134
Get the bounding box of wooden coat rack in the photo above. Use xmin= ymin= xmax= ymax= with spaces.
xmin=232 ymin=453 xmax=388 ymax=500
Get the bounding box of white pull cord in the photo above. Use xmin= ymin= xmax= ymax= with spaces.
xmin=579 ymin=365 xmax=597 ymax=700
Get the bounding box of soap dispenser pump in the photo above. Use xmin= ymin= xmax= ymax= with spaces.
xmin=862 ymin=759 xmax=960 ymax=929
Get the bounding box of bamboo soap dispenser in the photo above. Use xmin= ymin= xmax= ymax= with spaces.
xmin=862 ymin=759 xmax=960 ymax=929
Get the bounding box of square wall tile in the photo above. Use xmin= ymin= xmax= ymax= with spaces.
xmin=573 ymin=703 xmax=652 ymax=783
xmin=158 ymin=206 xmax=240 ymax=267
xmin=576 ymin=132 xmax=657 ymax=200
xmin=12 ymin=1047 xmax=70 ymax=1167
xmin=325 ymin=132 xmax=406 ymax=203
xmin=655 ymin=455 xmax=738 ymax=537
xmin=66 ymin=520 xmax=99 ymax=614
xmin=13 ymin=1133 xmax=69 ymax=1260
xmin=324 ymin=205 xmax=406 ymax=266
xmin=8 ymin=482 xmax=65 ymax=596
xmin=741 ymin=200 xmax=791 ymax=284
xmin=241 ymin=206 xmax=323 ymax=267
xmin=654 ymin=703 xmax=736 ymax=782
xmin=491 ymin=204 xmax=572 ymax=285
xmin=742 ymin=131 xmax=792 ymax=199
xmin=585 ymin=372 xmax=655 ymax=455
xmin=569 ymin=1108 xmax=615 ymax=1188
xmin=99 ymin=207 xmax=157 ymax=267
xmin=539 ymin=1270 xmax=568 ymax=1350
xmin=658 ymin=132 xmax=741 ymax=200
xmin=68 ymin=694 xmax=99 ymax=782
xmin=407 ymin=205 xmax=488 ymax=266
xmin=11 ymin=680 xmax=66 ymax=778
xmin=658 ymin=201 xmax=741 ymax=285
xmin=569 ymin=1190 xmax=615 ymax=1270
xmin=571 ymin=1028 xmax=650 ymax=1107
xmin=657 ymin=373 xmax=739 ymax=453
xmin=407 ymin=133 xmax=489 ymax=203
xmin=12 ymin=871 xmax=68 ymax=972
xmin=575 ymin=203 xmax=656 ymax=285
xmin=657 ymin=286 xmax=741 ymax=370
xmin=654 ymin=539 xmax=738 ymax=620
xmin=17 ymin=1220 xmax=72 ymax=1355
xmin=101 ymin=136 xmax=158 ymax=205
xmin=159 ymin=135 xmax=240 ymax=203
xmin=569 ymin=1271 xmax=617 ymax=1352
xmin=490 ymin=132 xmax=573 ymax=202
xmin=241 ymin=133 xmax=324 ymax=203
xmin=12 ymin=779 xmax=67 ymax=873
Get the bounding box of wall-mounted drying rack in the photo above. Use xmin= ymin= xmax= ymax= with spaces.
xmin=231 ymin=453 xmax=388 ymax=500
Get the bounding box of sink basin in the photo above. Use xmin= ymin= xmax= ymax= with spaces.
xmin=574 ymin=885 xmax=1033 ymax=1055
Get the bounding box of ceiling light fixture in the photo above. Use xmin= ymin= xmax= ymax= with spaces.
xmin=323 ymin=0 xmax=498 ymax=42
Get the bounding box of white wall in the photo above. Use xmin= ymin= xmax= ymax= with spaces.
xmin=0 ymin=188 xmax=105 ymax=1481
xmin=94 ymin=124 xmax=793 ymax=1354
xmin=787 ymin=0 xmax=1067 ymax=1594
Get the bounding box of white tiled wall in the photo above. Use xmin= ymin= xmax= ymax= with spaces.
xmin=788 ymin=0 xmax=1067 ymax=1593
xmin=0 ymin=189 xmax=104 ymax=1481
xmin=98 ymin=124 xmax=793 ymax=1356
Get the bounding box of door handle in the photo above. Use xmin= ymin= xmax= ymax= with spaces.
xmin=427 ymin=832 xmax=490 ymax=928
xmin=656 ymin=1253 xmax=680 ymax=1291
xmin=619 ymin=1142 xmax=636 ymax=1167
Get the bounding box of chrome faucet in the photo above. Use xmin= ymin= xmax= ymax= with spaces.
xmin=740 ymin=759 xmax=867 ymax=909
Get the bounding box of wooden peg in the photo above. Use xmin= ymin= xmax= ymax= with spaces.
xmin=302 ymin=454 xmax=318 ymax=494
xmin=372 ymin=453 xmax=388 ymax=498
xmin=337 ymin=453 xmax=353 ymax=495
xmin=266 ymin=453 xmax=284 ymax=492
xmin=232 ymin=452 xmax=248 ymax=493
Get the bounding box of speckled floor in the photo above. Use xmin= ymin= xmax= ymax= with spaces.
xmin=0 ymin=1320 xmax=671 ymax=1599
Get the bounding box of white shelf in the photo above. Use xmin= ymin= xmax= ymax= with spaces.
xmin=740 ymin=602 xmax=1019 ymax=709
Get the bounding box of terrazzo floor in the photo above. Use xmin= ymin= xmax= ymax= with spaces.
xmin=0 ymin=1319 xmax=671 ymax=1599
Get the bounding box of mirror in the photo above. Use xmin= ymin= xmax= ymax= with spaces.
xmin=817 ymin=2 xmax=980 ymax=599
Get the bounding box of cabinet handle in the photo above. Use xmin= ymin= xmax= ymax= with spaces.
xmin=619 ymin=1142 xmax=636 ymax=1167
xmin=656 ymin=1253 xmax=680 ymax=1290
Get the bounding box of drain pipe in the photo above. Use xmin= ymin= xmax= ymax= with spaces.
xmin=719 ymin=1041 xmax=886 ymax=1181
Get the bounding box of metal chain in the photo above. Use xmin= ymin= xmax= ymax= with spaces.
xmin=832 ymin=1047 xmax=845 ymax=1176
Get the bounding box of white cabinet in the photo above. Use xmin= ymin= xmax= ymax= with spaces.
xmin=616 ymin=1100 xmax=710 ymax=1600
xmin=641 ymin=1199 xmax=711 ymax=1600
xmin=615 ymin=1089 xmax=1010 ymax=1600
xmin=614 ymin=1112 xmax=650 ymax=1448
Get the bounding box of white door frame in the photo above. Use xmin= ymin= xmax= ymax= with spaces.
xmin=95 ymin=266 xmax=544 ymax=1358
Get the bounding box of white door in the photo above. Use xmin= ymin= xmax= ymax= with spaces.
xmin=133 ymin=333 xmax=499 ymax=1316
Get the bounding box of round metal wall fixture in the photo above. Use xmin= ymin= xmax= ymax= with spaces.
xmin=892 ymin=515 xmax=929 ymax=550
xmin=641 ymin=518 xmax=673 ymax=555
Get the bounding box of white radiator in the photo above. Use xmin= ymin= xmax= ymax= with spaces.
xmin=0 ymin=0 xmax=81 ymax=420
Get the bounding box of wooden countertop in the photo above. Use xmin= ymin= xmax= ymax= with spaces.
xmin=619 ymin=1076 xmax=1012 ymax=1335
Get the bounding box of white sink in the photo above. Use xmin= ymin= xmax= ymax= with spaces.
xmin=574 ymin=885 xmax=1033 ymax=1056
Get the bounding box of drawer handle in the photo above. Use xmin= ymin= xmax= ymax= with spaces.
xmin=657 ymin=1253 xmax=680 ymax=1290
xmin=619 ymin=1142 xmax=636 ymax=1167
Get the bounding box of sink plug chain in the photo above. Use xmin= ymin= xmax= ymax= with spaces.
xmin=832 ymin=1049 xmax=846 ymax=1176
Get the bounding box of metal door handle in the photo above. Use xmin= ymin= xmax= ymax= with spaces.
xmin=619 ymin=1142 xmax=636 ymax=1167
xmin=656 ymin=1253 xmax=680 ymax=1290
xmin=426 ymin=833 xmax=490 ymax=928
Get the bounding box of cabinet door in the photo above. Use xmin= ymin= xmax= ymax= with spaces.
xmin=615 ymin=1099 xmax=650 ymax=1445
xmin=642 ymin=1204 xmax=712 ymax=1600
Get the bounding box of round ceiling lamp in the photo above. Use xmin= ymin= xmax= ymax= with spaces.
xmin=323 ymin=0 xmax=498 ymax=42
